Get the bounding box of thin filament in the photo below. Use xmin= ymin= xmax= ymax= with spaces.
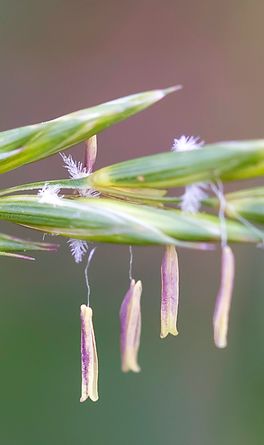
xmin=227 ymin=204 xmax=264 ymax=247
xmin=211 ymin=180 xmax=227 ymax=247
xmin=84 ymin=247 xmax=96 ymax=306
xmin=128 ymin=245 xmax=133 ymax=282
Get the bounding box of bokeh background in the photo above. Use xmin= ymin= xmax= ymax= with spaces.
xmin=0 ymin=1 xmax=264 ymax=444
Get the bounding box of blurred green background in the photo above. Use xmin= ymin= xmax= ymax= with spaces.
xmin=0 ymin=1 xmax=264 ymax=444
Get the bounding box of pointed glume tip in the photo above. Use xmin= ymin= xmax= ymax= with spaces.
xmin=163 ymin=85 xmax=183 ymax=95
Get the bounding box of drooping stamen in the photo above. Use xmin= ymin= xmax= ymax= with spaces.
xmin=80 ymin=305 xmax=99 ymax=402
xmin=213 ymin=245 xmax=235 ymax=348
xmin=120 ymin=279 xmax=142 ymax=372
xmin=160 ymin=245 xmax=179 ymax=338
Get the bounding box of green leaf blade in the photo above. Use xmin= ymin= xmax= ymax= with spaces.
xmin=90 ymin=140 xmax=264 ymax=189
xmin=205 ymin=187 xmax=264 ymax=225
xmin=0 ymin=231 xmax=58 ymax=260
xmin=0 ymin=86 xmax=180 ymax=173
xmin=0 ymin=196 xmax=259 ymax=246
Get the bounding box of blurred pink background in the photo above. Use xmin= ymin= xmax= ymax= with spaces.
xmin=0 ymin=2 xmax=263 ymax=445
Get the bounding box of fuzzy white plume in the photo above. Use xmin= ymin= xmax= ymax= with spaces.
xmin=172 ymin=135 xmax=203 ymax=152
xmin=68 ymin=239 xmax=89 ymax=264
xmin=38 ymin=184 xmax=62 ymax=205
xmin=61 ymin=153 xmax=89 ymax=179
xmin=172 ymin=135 xmax=207 ymax=213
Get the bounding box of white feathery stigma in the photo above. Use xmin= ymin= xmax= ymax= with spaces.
xmin=172 ymin=135 xmax=203 ymax=152
xmin=38 ymin=183 xmax=62 ymax=205
xmin=60 ymin=153 xmax=89 ymax=179
xmin=60 ymin=152 xmax=99 ymax=198
xmin=68 ymin=239 xmax=89 ymax=264
xmin=172 ymin=135 xmax=207 ymax=213
xmin=181 ymin=183 xmax=208 ymax=213
xmin=61 ymin=151 xmax=99 ymax=262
